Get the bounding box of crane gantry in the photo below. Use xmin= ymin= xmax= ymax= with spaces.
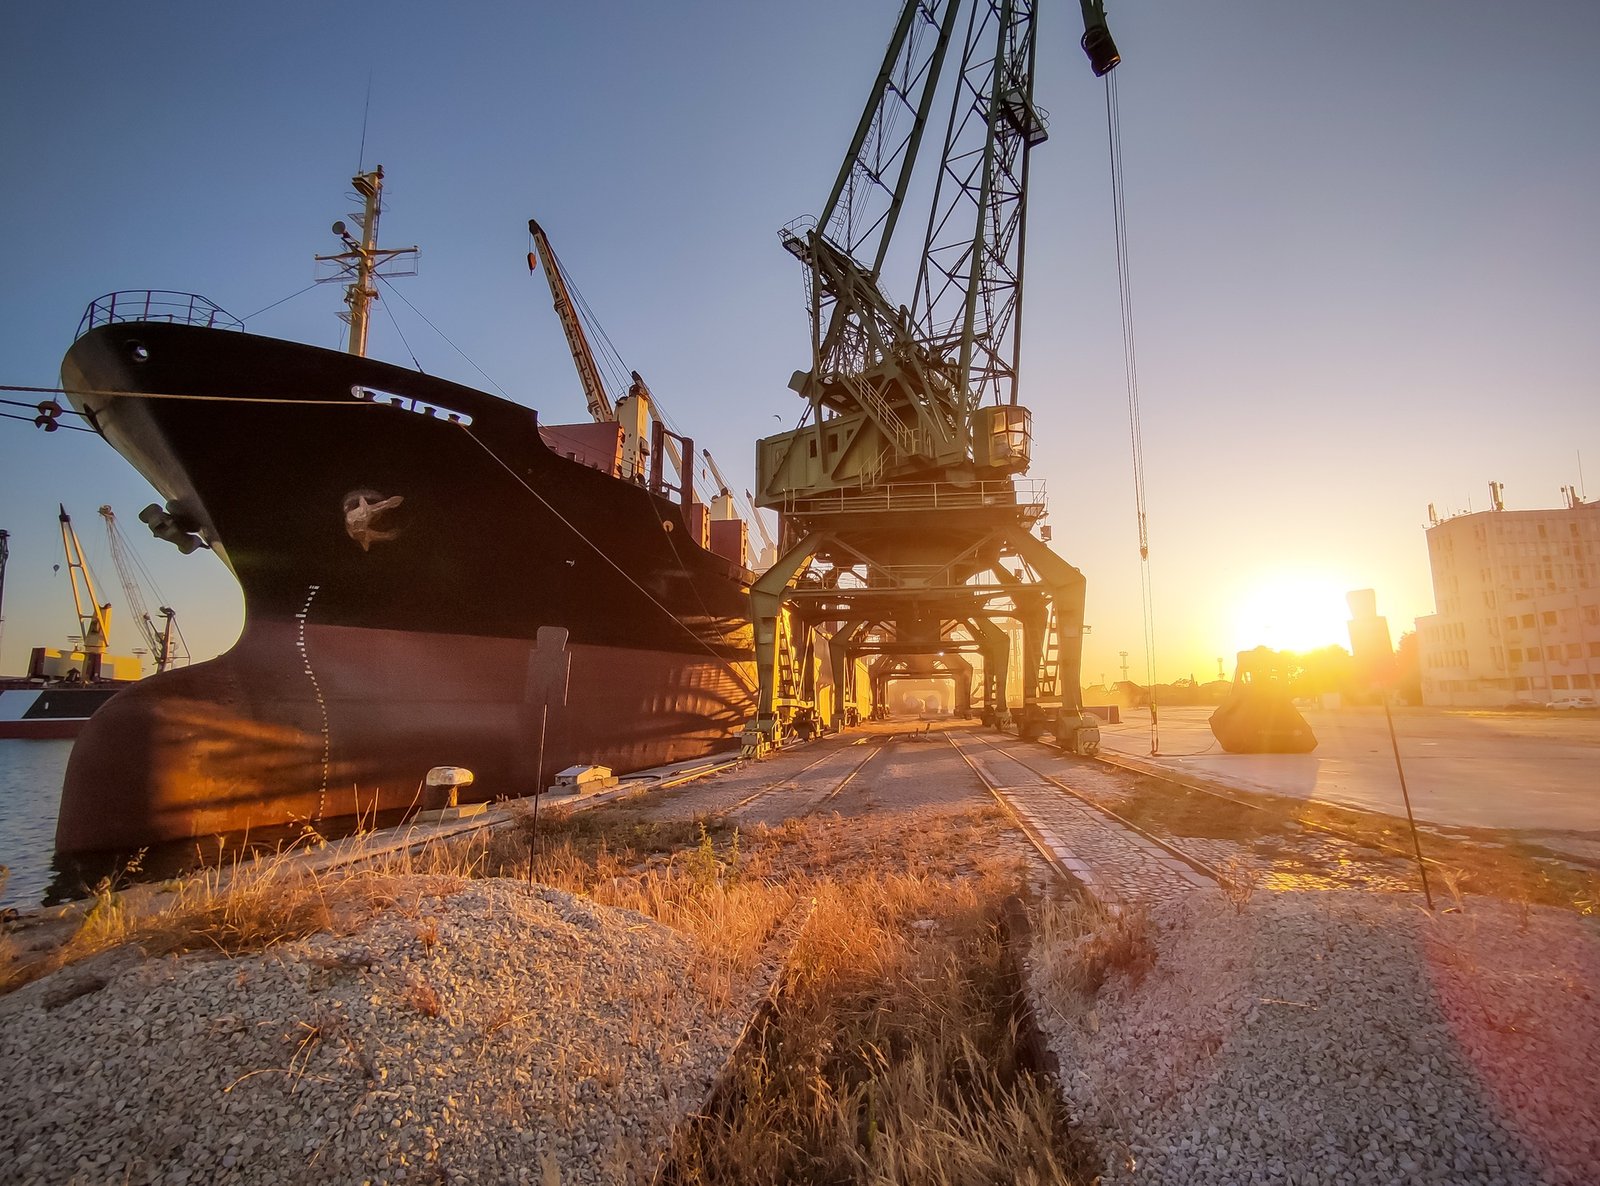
xmin=745 ymin=0 xmax=1121 ymax=752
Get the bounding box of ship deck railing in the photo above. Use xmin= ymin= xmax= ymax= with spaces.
xmin=77 ymin=291 xmax=245 ymax=340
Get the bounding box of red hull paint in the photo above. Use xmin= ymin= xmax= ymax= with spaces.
xmin=57 ymin=619 xmax=754 ymax=852
xmin=0 ymin=719 xmax=87 ymax=740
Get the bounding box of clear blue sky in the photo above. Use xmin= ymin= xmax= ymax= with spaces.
xmin=2 ymin=1 xmax=1596 ymax=685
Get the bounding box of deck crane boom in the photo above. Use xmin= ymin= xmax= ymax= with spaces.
xmin=528 ymin=219 xmax=615 ymax=423
xmin=744 ymin=0 xmax=1120 ymax=754
xmin=98 ymin=506 xmax=183 ymax=673
xmin=528 ymin=219 xmax=702 ymax=497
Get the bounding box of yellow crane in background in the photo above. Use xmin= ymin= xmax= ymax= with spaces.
xmin=98 ymin=506 xmax=186 ymax=674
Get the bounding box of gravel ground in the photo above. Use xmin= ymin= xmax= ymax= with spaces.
xmin=1031 ymin=890 xmax=1600 ymax=1186
xmin=1 ymin=878 xmax=767 ymax=1185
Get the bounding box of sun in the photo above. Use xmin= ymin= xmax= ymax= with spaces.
xmin=1227 ymin=575 xmax=1352 ymax=657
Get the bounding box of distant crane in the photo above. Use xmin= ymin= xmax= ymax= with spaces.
xmin=0 ymin=528 xmax=9 ymax=656
xmin=58 ymin=506 xmax=112 ymax=658
xmin=97 ymin=506 xmax=187 ymax=673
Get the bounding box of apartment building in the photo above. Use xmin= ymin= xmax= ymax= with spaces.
xmin=1416 ymin=490 xmax=1600 ymax=707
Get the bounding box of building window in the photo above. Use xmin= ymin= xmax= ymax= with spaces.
xmin=1522 ymin=614 xmax=1535 ymax=628
xmin=1504 ymin=616 xmax=1518 ymax=632
xmin=1592 ymin=642 xmax=1600 ymax=658
xmin=1514 ymin=676 xmax=1530 ymax=690
xmin=1508 ymin=648 xmax=1522 ymax=664
xmin=1575 ymin=674 xmax=1594 ymax=689
xmin=1548 ymin=645 xmax=1562 ymax=661
xmin=1542 ymin=610 xmax=1557 ymax=626
xmin=1552 ymin=675 xmax=1570 ymax=690
xmin=1568 ymin=643 xmax=1583 ymax=659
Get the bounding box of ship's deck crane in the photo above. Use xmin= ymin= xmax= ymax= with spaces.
xmin=528 ymin=220 xmax=615 ymax=424
xmin=529 ymin=219 xmax=716 ymax=504
xmin=743 ymin=0 xmax=1120 ymax=754
xmin=98 ymin=506 xmax=186 ymax=673
xmin=700 ymin=448 xmax=775 ymax=545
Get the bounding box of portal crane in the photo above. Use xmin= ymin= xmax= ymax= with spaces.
xmin=744 ymin=0 xmax=1120 ymax=753
xmin=98 ymin=506 xmax=185 ymax=673
xmin=58 ymin=505 xmax=111 ymax=656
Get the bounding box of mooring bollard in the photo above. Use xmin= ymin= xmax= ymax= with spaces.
xmin=419 ymin=768 xmax=473 ymax=813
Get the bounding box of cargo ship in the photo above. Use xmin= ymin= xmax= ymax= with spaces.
xmin=0 ymin=685 xmax=124 ymax=740
xmin=0 ymin=508 xmax=152 ymax=740
xmin=54 ymin=173 xmax=758 ymax=854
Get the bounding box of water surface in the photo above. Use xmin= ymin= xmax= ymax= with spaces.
xmin=0 ymin=739 xmax=71 ymax=910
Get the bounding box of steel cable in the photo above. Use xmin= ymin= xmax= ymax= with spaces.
xmin=1104 ymin=69 xmax=1161 ymax=755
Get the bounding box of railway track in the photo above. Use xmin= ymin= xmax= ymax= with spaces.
xmin=708 ymin=736 xmax=884 ymax=825
xmin=1087 ymin=745 xmax=1454 ymax=869
xmin=645 ymin=723 xmax=1224 ymax=908
xmin=948 ymin=730 xmax=1221 ymax=906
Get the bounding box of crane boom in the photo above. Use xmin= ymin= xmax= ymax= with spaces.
xmin=700 ymin=448 xmax=774 ymax=550
xmin=528 ymin=219 xmax=615 ymax=423
xmin=99 ymin=506 xmax=181 ymax=672
xmin=58 ymin=506 xmax=111 ymax=654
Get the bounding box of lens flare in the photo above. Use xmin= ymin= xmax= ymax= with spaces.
xmin=1228 ymin=576 xmax=1351 ymax=656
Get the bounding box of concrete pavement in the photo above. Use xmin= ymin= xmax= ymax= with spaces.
xmin=1096 ymin=706 xmax=1599 ymax=844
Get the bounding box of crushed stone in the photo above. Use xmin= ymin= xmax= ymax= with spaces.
xmin=1 ymin=878 xmax=763 ymax=1185
xmin=1031 ymin=890 xmax=1600 ymax=1186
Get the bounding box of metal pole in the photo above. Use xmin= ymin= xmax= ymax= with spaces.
xmin=528 ymin=702 xmax=548 ymax=884
xmin=1382 ymin=696 xmax=1435 ymax=910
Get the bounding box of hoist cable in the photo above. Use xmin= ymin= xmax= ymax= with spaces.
xmin=1104 ymin=69 xmax=1160 ymax=755
xmin=239 ymin=282 xmax=321 ymax=323
xmin=375 ymin=274 xmax=511 ymax=400
xmin=376 ymin=275 xmax=426 ymax=373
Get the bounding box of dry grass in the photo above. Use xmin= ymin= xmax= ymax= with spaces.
xmin=1031 ymin=897 xmax=1156 ymax=1012
xmin=663 ymin=818 xmax=1095 ymax=1185
xmin=0 ymin=843 xmax=354 ymax=994
xmin=1216 ymin=857 xmax=1263 ymax=914
xmin=0 ymin=798 xmax=1107 ymax=1181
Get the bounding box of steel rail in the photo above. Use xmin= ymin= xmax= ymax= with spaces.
xmin=1084 ymin=746 xmax=1453 ymax=870
xmin=712 ymin=737 xmax=885 ymax=821
xmin=949 ymin=730 xmax=1224 ymax=895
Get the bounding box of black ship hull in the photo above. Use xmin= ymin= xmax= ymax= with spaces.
xmin=57 ymin=320 xmax=756 ymax=852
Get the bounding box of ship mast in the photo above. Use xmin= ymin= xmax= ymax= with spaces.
xmin=315 ymin=166 xmax=418 ymax=357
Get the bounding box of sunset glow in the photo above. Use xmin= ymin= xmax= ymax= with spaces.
xmin=1226 ymin=576 xmax=1353 ymax=658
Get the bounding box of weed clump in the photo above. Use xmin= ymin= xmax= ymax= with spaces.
xmin=1033 ymin=897 xmax=1156 ymax=1009
xmin=665 ymin=834 xmax=1094 ymax=1185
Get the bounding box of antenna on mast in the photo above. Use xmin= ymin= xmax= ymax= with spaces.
xmin=357 ymin=71 xmax=374 ymax=172
xmin=314 ymin=167 xmax=419 ymax=357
